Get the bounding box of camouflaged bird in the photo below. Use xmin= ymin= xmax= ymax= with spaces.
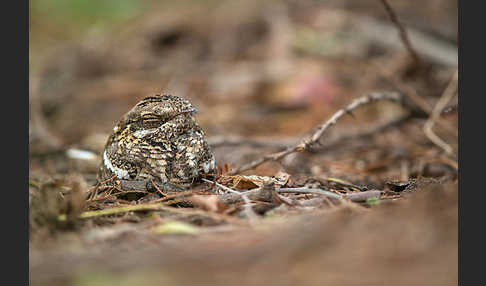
xmin=97 ymin=94 xmax=216 ymax=191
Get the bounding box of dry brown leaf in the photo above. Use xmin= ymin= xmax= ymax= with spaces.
xmin=217 ymin=174 xmax=290 ymax=190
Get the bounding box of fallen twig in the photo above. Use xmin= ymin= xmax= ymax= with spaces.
xmin=375 ymin=66 xmax=458 ymax=137
xmin=151 ymin=179 xmax=168 ymax=197
xmin=378 ymin=0 xmax=423 ymax=68
xmin=59 ymin=201 xmax=186 ymax=220
xmin=230 ymin=92 xmax=406 ymax=174
xmin=202 ymin=178 xmax=259 ymax=220
xmin=87 ymin=175 xmax=117 ymax=200
xmin=276 ymin=187 xmax=343 ymax=200
xmin=424 ymin=70 xmax=458 ymax=156
xmin=311 ymin=114 xmax=414 ymax=152
xmin=202 ymin=178 xmax=242 ymax=195
xmin=241 ymin=193 xmax=258 ymax=221
xmin=218 ymin=186 xmax=343 ymax=204
xmin=154 ymin=191 xmax=198 ymax=202
xmin=210 ymin=114 xmax=415 ymax=161
xmin=59 ymin=200 xmax=239 ymax=224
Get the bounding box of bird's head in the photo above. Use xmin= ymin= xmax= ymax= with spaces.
xmin=119 ymin=94 xmax=198 ymax=130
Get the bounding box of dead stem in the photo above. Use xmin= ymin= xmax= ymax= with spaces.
xmin=60 ymin=199 xmax=243 ymax=224
xmin=374 ymin=65 xmax=458 ymax=137
xmin=423 ymin=70 xmax=458 ymax=157
xmin=87 ymin=175 xmax=117 ymax=200
xmin=230 ymin=91 xmax=406 ymax=174
xmin=276 ymin=188 xmax=343 ymax=199
xmin=202 ymin=178 xmax=242 ymax=195
xmin=151 ymin=179 xmax=168 ymax=197
xmin=378 ymin=0 xmax=423 ymax=68
xmin=201 ymin=178 xmax=258 ymax=220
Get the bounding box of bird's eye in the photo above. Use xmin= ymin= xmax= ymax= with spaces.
xmin=140 ymin=113 xmax=160 ymax=125
xmin=142 ymin=115 xmax=159 ymax=120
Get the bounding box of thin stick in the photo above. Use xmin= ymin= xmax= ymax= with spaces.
xmin=379 ymin=0 xmax=423 ymax=68
xmin=240 ymin=194 xmax=258 ymax=221
xmin=88 ymin=175 xmax=117 ymax=200
xmin=59 ymin=200 xmax=241 ymax=224
xmin=59 ymin=201 xmax=185 ymax=220
xmin=423 ymin=70 xmax=458 ymax=156
xmin=201 ymin=178 xmax=258 ymax=220
xmin=210 ymin=115 xmax=415 ymax=165
xmin=87 ymin=188 xmax=116 ymax=202
xmin=151 ymin=179 xmax=168 ymax=197
xmin=230 ymin=92 xmax=404 ymax=174
xmin=276 ymin=188 xmax=343 ymax=199
xmin=374 ymin=65 xmax=458 ymax=137
xmin=201 ymin=178 xmax=242 ymax=195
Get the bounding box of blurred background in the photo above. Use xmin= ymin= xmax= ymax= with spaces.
xmin=29 ymin=0 xmax=458 ymax=179
xmin=29 ymin=1 xmax=458 ymax=285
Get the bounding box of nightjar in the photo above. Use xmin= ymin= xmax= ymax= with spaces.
xmin=97 ymin=94 xmax=216 ymax=190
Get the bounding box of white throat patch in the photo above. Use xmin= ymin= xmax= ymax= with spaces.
xmin=103 ymin=151 xmax=129 ymax=179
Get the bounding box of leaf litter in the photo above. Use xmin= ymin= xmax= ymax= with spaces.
xmin=29 ymin=1 xmax=458 ymax=285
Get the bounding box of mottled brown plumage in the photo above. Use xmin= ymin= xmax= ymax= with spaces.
xmin=98 ymin=94 xmax=215 ymax=190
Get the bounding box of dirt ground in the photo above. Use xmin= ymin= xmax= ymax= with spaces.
xmin=29 ymin=1 xmax=458 ymax=285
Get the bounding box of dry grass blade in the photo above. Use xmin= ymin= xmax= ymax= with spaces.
xmin=59 ymin=199 xmax=242 ymax=224
xmin=375 ymin=65 xmax=458 ymax=137
xmin=423 ymin=70 xmax=458 ymax=156
xmin=276 ymin=187 xmax=343 ymax=199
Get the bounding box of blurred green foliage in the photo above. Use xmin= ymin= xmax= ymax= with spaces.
xmin=29 ymin=0 xmax=146 ymax=72
xmin=30 ymin=0 xmax=143 ymax=28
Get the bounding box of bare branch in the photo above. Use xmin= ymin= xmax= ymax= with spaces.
xmin=202 ymin=178 xmax=261 ymax=221
xmin=230 ymin=92 xmax=405 ymax=174
xmin=378 ymin=0 xmax=423 ymax=68
xmin=375 ymin=65 xmax=458 ymax=137
xmin=201 ymin=178 xmax=242 ymax=195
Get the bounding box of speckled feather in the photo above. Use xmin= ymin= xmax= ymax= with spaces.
xmin=98 ymin=94 xmax=216 ymax=190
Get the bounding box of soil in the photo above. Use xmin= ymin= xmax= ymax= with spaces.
xmin=29 ymin=1 xmax=458 ymax=285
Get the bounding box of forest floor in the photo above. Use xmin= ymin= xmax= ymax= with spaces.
xmin=29 ymin=1 xmax=458 ymax=285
